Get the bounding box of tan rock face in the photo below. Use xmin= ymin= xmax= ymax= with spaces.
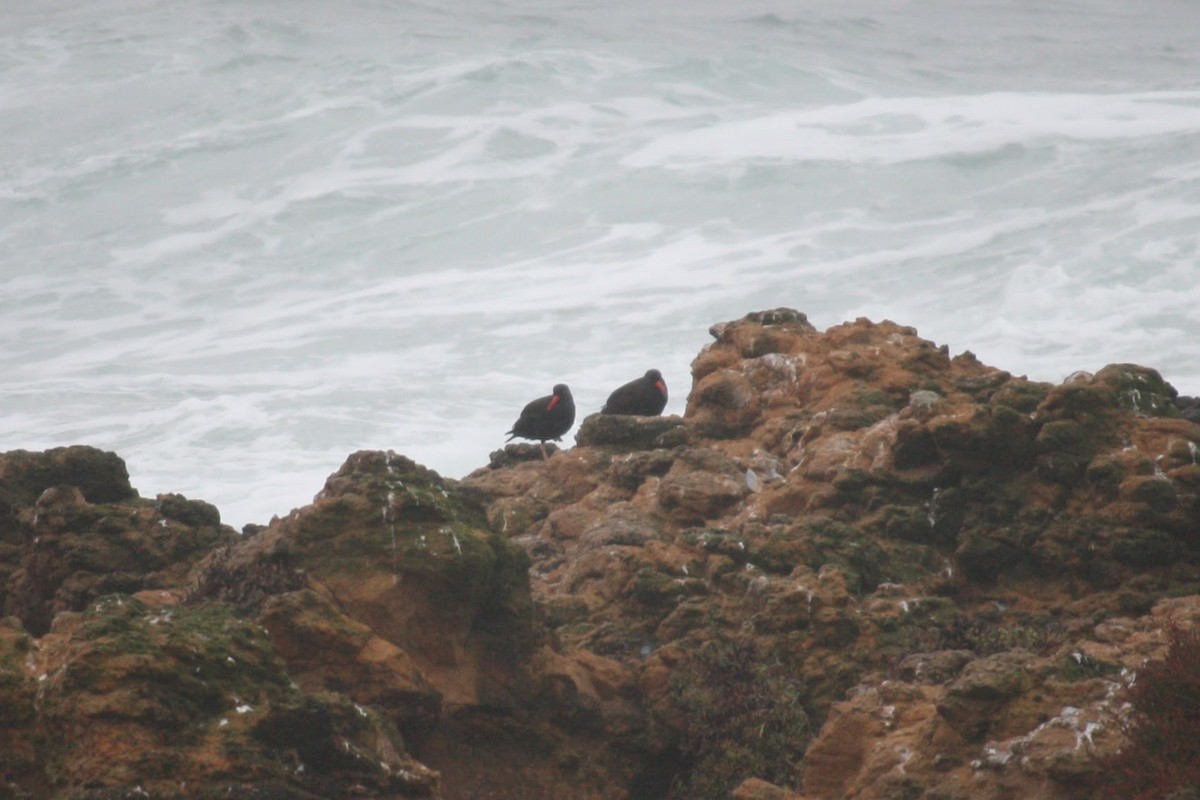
xmin=2 ymin=309 xmax=1200 ymax=800
xmin=17 ymin=596 xmax=437 ymax=798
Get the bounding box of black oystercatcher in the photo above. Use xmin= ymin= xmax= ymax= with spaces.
xmin=601 ymin=369 xmax=668 ymax=416
xmin=506 ymin=383 xmax=576 ymax=459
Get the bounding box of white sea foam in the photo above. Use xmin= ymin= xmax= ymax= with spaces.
xmin=3 ymin=0 xmax=1200 ymax=528
xmin=624 ymin=92 xmax=1200 ymax=168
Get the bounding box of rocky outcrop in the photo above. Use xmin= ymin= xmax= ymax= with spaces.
xmin=0 ymin=449 xmax=438 ymax=799
xmin=0 ymin=447 xmax=234 ymax=637
xmin=22 ymin=595 xmax=435 ymax=799
xmin=1 ymin=310 xmax=1199 ymax=800
xmin=458 ymin=310 xmax=1200 ymax=799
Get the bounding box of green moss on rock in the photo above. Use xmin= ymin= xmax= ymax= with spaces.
xmin=989 ymin=378 xmax=1052 ymax=413
xmin=1122 ymin=476 xmax=1179 ymax=510
xmin=927 ymin=406 xmax=1036 ymax=475
xmin=575 ymin=414 xmax=687 ymax=450
xmin=881 ymin=505 xmax=938 ymax=545
xmin=1110 ymin=527 xmax=1181 ymax=568
xmin=1094 ymin=364 xmax=1180 ymax=418
xmin=0 ymin=446 xmax=136 ymax=512
xmin=955 ymin=528 xmax=1025 ymax=583
xmin=633 ymin=566 xmax=683 ymax=608
xmin=32 ymin=595 xmax=435 ymax=797
xmin=684 ymin=529 xmax=750 ymax=564
xmin=1086 ymin=454 xmax=1129 ymax=494
xmin=892 ymin=421 xmax=940 ymax=470
xmin=1036 ymin=419 xmax=1090 ymax=456
xmin=156 ymin=493 xmax=222 ymax=528
xmin=0 ymin=619 xmax=38 ymax=784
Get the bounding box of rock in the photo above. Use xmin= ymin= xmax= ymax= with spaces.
xmin=488 ymin=442 xmax=562 ymax=468
xmin=955 ymin=527 xmax=1025 ymax=583
xmin=1 ymin=454 xmax=236 ymax=636
xmin=0 ymin=446 xmax=136 ymax=514
xmin=258 ymin=588 xmax=443 ymax=749
xmin=990 ymin=377 xmax=1052 ymax=412
xmin=657 ymin=448 xmax=748 ymax=524
xmin=5 ymin=309 xmax=1200 ymax=800
xmin=732 ymin=777 xmax=804 ymax=800
xmin=155 ymin=492 xmax=222 ymax=528
xmin=938 ymin=650 xmax=1036 ymax=740
xmin=187 ymin=523 xmax=309 ymax=610
xmin=893 ymin=420 xmax=940 ymax=469
xmin=687 ymin=368 xmax=762 ymax=437
xmin=578 ymin=505 xmax=661 ymax=549
xmin=926 ymin=405 xmax=1037 ymax=475
xmin=574 ymin=413 xmax=688 ymax=449
xmin=0 ymin=617 xmax=37 ymax=785
xmin=896 ymin=650 xmax=974 ymax=684
xmin=1094 ymin=363 xmax=1179 ymax=417
xmin=1176 ymin=395 xmax=1200 ymax=423
xmin=23 ymin=595 xmax=437 ymax=798
xmin=608 ymin=449 xmax=678 ymax=491
xmin=208 ymin=450 xmax=538 ymax=711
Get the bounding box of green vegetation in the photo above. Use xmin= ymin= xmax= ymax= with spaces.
xmin=667 ymin=638 xmax=811 ymax=799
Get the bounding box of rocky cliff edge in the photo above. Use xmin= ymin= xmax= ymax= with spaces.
xmin=2 ymin=309 xmax=1199 ymax=800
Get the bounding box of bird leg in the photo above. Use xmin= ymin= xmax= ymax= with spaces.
xmin=539 ymin=442 xmax=549 ymax=460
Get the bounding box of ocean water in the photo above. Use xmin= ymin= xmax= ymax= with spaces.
xmin=3 ymin=0 xmax=1200 ymax=529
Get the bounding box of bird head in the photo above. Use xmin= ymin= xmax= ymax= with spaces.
xmin=645 ymin=369 xmax=667 ymax=397
xmin=547 ymin=383 xmax=571 ymax=411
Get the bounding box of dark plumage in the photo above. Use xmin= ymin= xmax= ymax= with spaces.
xmin=601 ymin=369 xmax=668 ymax=416
xmin=506 ymin=383 xmax=576 ymax=458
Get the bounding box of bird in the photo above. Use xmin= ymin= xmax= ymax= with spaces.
xmin=506 ymin=383 xmax=576 ymax=459
xmin=601 ymin=369 xmax=668 ymax=416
